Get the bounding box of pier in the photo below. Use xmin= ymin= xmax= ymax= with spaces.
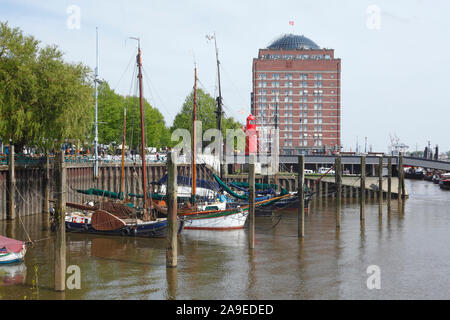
xmin=0 ymin=153 xmax=426 ymax=220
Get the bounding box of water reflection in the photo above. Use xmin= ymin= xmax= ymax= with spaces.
xmin=165 ymin=267 xmax=177 ymax=300
xmin=1 ymin=180 xmax=450 ymax=299
xmin=0 ymin=264 xmax=27 ymax=287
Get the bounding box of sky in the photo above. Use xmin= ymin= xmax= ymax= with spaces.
xmin=1 ymin=0 xmax=450 ymax=153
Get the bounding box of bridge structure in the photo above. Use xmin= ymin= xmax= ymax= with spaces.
xmin=229 ymin=155 xmax=450 ymax=172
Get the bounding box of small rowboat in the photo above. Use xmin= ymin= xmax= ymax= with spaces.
xmin=0 ymin=236 xmax=27 ymax=265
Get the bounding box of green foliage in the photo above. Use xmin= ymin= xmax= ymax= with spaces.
xmin=170 ymin=88 xmax=242 ymax=144
xmin=0 ymin=21 xmax=94 ymax=151
xmin=97 ymin=82 xmax=170 ymax=150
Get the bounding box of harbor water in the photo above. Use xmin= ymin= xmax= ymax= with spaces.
xmin=1 ymin=179 xmax=449 ymax=300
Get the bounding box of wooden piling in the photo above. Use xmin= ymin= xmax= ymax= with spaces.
xmin=400 ymin=153 xmax=406 ymax=199
xmin=298 ymin=155 xmax=305 ymax=237
xmin=360 ymin=156 xmax=366 ymax=221
xmin=398 ymin=153 xmax=404 ymax=200
xmin=387 ymin=156 xmax=392 ymax=211
xmin=335 ymin=155 xmax=342 ymax=228
xmin=54 ymin=151 xmax=66 ymax=292
xmin=43 ymin=154 xmax=50 ymax=214
xmin=378 ymin=156 xmax=383 ymax=201
xmin=166 ymin=152 xmax=178 ymax=268
xmin=318 ymin=180 xmax=323 ymax=199
xmin=7 ymin=144 xmax=15 ymax=220
xmin=249 ymin=155 xmax=256 ymax=248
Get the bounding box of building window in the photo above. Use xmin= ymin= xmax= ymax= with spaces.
xmin=258 ymin=74 xmax=267 ymax=80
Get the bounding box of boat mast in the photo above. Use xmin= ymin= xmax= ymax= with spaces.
xmin=213 ymin=33 xmax=224 ymax=179
xmin=120 ymin=107 xmax=127 ymax=199
xmin=134 ymin=38 xmax=150 ymax=221
xmin=94 ymin=27 xmax=99 ymax=179
xmin=191 ymin=65 xmax=198 ymax=205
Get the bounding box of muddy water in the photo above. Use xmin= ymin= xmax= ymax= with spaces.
xmin=1 ymin=180 xmax=449 ymax=300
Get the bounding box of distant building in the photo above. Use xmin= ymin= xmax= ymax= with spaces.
xmin=251 ymin=34 xmax=341 ymax=155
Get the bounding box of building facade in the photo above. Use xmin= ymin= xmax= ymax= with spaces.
xmin=251 ymin=34 xmax=341 ymax=155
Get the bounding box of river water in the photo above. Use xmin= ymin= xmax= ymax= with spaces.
xmin=1 ymin=180 xmax=449 ymax=300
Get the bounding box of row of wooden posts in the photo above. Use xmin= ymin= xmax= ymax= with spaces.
xmin=51 ymin=152 xmax=407 ymax=290
xmin=298 ymin=154 xmax=406 ymax=237
xmin=166 ymin=153 xmax=407 ymax=265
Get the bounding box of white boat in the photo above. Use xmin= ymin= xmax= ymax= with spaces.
xmin=183 ymin=206 xmax=249 ymax=231
xmin=0 ymin=236 xmax=27 ymax=264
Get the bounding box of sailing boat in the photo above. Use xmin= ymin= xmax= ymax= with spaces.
xmin=181 ymin=65 xmax=247 ymax=230
xmin=64 ymin=39 xmax=184 ymax=237
xmin=149 ymin=66 xmax=293 ymax=229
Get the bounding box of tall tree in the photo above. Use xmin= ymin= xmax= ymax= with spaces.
xmin=96 ymin=82 xmax=170 ymax=151
xmin=171 ymin=88 xmax=242 ymax=139
xmin=0 ymin=21 xmax=94 ymax=152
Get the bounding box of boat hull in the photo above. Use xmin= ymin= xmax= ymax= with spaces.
xmin=405 ymin=171 xmax=424 ymax=180
xmin=255 ymin=197 xmax=310 ymax=216
xmin=65 ymin=219 xmax=184 ymax=238
xmin=439 ymin=180 xmax=450 ymax=190
xmin=0 ymin=246 xmax=26 ymax=265
xmin=184 ymin=210 xmax=248 ymax=230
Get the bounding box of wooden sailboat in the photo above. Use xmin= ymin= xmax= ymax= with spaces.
xmin=64 ymin=40 xmax=183 ymax=237
xmin=182 ymin=65 xmax=242 ymax=229
xmin=150 ymin=65 xmax=294 ymax=230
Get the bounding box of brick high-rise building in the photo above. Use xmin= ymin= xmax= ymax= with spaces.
xmin=251 ymin=34 xmax=341 ymax=155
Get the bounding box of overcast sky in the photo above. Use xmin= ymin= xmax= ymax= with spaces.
xmin=2 ymin=0 xmax=449 ymax=152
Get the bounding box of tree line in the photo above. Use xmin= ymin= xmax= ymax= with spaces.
xmin=0 ymin=21 xmax=242 ymax=155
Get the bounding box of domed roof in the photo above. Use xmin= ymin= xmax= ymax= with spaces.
xmin=267 ymin=34 xmax=320 ymax=50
